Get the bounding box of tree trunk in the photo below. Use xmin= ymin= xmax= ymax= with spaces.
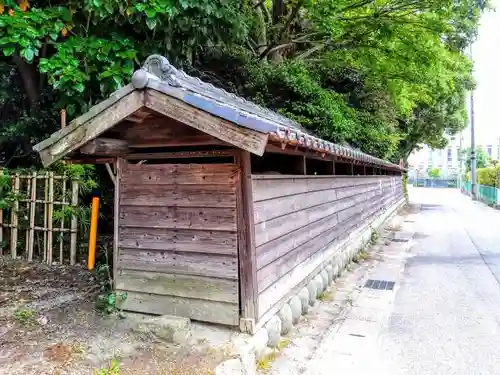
xmin=12 ymin=53 xmax=40 ymax=107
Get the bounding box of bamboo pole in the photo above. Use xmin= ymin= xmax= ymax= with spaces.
xmin=28 ymin=172 xmax=37 ymax=260
xmin=24 ymin=177 xmax=30 ymax=257
xmin=10 ymin=174 xmax=20 ymax=259
xmin=59 ymin=173 xmax=67 ymax=263
xmin=70 ymin=180 xmax=78 ymax=265
xmin=0 ymin=207 xmax=3 ymax=256
xmin=43 ymin=173 xmax=48 ymax=262
xmin=46 ymin=172 xmax=54 ymax=264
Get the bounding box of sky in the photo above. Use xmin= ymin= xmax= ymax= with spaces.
xmin=465 ymin=0 xmax=500 ymax=146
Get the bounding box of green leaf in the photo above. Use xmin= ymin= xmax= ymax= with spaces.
xmin=22 ymin=48 xmax=35 ymax=63
xmin=50 ymin=33 xmax=59 ymax=41
xmin=74 ymin=83 xmax=85 ymax=93
xmin=3 ymin=47 xmax=15 ymax=57
xmin=146 ymin=17 xmax=157 ymax=30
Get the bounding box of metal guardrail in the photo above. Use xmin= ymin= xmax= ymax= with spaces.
xmin=409 ymin=178 xmax=458 ymax=188
xmin=461 ymin=182 xmax=500 ymax=206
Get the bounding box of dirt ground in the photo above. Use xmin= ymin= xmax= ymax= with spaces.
xmin=0 ymin=258 xmax=231 ymax=375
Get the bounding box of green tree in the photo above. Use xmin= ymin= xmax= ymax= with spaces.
xmin=428 ymin=168 xmax=441 ymax=179
xmin=462 ymin=146 xmax=490 ymax=172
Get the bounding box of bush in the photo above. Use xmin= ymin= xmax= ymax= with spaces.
xmin=467 ymin=166 xmax=500 ymax=187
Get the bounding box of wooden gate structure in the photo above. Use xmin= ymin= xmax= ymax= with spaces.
xmin=34 ymin=54 xmax=404 ymax=332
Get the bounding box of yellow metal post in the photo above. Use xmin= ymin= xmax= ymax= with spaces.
xmin=88 ymin=196 xmax=100 ymax=270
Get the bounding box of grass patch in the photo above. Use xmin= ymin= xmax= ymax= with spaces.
xmin=256 ymin=338 xmax=291 ymax=371
xmin=12 ymin=307 xmax=38 ymax=326
xmin=370 ymin=228 xmax=379 ymax=244
xmin=94 ymin=359 xmax=120 ymax=375
xmin=318 ymin=289 xmax=334 ymax=302
xmin=358 ymin=250 xmax=371 ymax=261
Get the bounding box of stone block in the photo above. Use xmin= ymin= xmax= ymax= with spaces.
xmin=288 ymin=296 xmax=302 ymax=324
xmin=252 ymin=328 xmax=269 ymax=359
xmin=325 ymin=265 xmax=334 ymax=285
xmin=307 ymin=281 xmax=317 ymax=306
xmin=314 ymin=275 xmax=324 ymax=295
xmin=298 ymin=287 xmax=310 ymax=314
xmin=132 ymin=315 xmax=191 ymax=344
xmin=215 ymin=350 xmax=256 ymax=375
xmin=265 ymin=316 xmax=282 ymax=348
xmin=320 ymin=270 xmax=329 ymax=290
xmin=278 ymin=304 xmax=293 ymax=335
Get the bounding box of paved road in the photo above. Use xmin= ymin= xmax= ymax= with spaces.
xmin=380 ymin=188 xmax=500 ymax=375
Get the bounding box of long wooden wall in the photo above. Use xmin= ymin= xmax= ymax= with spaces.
xmin=115 ymin=162 xmax=241 ymax=326
xmin=252 ymin=175 xmax=403 ymax=318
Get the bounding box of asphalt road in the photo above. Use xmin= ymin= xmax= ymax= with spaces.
xmin=379 ymin=188 xmax=500 ymax=375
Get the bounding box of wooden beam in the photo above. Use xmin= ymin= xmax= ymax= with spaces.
xmin=129 ymin=135 xmax=225 ymax=148
xmin=266 ymin=142 xmax=332 ymax=162
xmin=145 ymin=89 xmax=268 ymax=156
xmin=34 ymin=84 xmax=135 ymax=153
xmin=65 ymin=157 xmax=116 ymax=164
xmin=37 ymin=90 xmax=144 ymax=167
xmin=235 ymin=150 xmax=258 ymax=326
xmin=126 ymin=149 xmax=237 ymax=160
xmin=80 ymin=138 xmax=130 ymax=156
xmin=113 ymin=158 xmax=124 ymax=289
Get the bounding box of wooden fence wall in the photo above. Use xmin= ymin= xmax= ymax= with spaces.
xmin=252 ymin=175 xmax=403 ymax=318
xmin=0 ymin=172 xmax=80 ymax=264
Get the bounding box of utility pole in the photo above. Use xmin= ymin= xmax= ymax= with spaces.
xmin=470 ymin=43 xmax=477 ymax=200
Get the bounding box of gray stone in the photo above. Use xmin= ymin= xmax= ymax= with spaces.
xmin=288 ymin=296 xmax=302 ymax=324
xmin=307 ymin=281 xmax=317 ymax=306
xmin=132 ymin=315 xmax=191 ymax=344
xmin=265 ymin=316 xmax=282 ymax=348
xmin=298 ymin=287 xmax=310 ymax=314
xmin=320 ymin=270 xmax=329 ymax=290
xmin=332 ymin=264 xmax=339 ymax=278
xmin=215 ymin=351 xmax=256 ymax=375
xmin=314 ymin=275 xmax=324 ymax=295
xmin=325 ymin=265 xmax=334 ymax=284
xmin=131 ymin=69 xmax=149 ymax=89
xmin=252 ymin=328 xmax=269 ymax=359
xmin=278 ymin=304 xmax=293 ymax=335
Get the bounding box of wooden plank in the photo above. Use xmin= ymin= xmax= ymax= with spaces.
xmin=120 ymin=184 xmax=237 ymax=208
xmin=257 ymin=219 xmax=350 ymax=293
xmin=10 ymin=174 xmax=20 ymax=259
xmin=256 ymin=210 xmax=339 ymax=270
xmin=118 ymin=227 xmax=237 ymax=255
xmin=116 ymin=290 xmax=239 ymax=326
xmin=118 ymin=248 xmax=238 ymax=280
xmin=113 ymin=158 xmax=124 ymax=287
xmin=80 ymin=137 xmax=130 ymax=156
xmin=34 ymin=84 xmax=135 ymax=153
xmin=121 ymin=163 xmax=239 ymax=186
xmin=254 ymin=189 xmax=377 ymax=247
xmin=235 ymin=150 xmax=258 ymax=321
xmin=145 ymin=89 xmax=268 ymax=156
xmin=251 ymin=176 xmax=376 ymax=202
xmin=116 ymin=270 xmax=238 ymax=303
xmin=25 ymin=177 xmax=31 ymax=257
xmin=38 ymin=90 xmax=144 ymax=167
xmin=120 ymin=205 xmax=237 ymax=231
xmin=125 ymin=149 xmax=237 ymax=160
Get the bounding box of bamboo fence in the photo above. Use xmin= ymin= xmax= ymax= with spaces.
xmin=0 ymin=172 xmax=80 ymax=264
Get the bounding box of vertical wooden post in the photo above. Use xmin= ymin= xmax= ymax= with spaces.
xmin=363 ymin=165 xmax=367 ymax=175
xmin=70 ymin=179 xmax=79 ymax=265
xmin=235 ymin=151 xmax=258 ymax=333
xmin=113 ymin=158 xmax=123 ymax=288
xmin=47 ymin=172 xmax=54 ymax=264
xmin=59 ymin=173 xmax=67 ymax=263
xmin=27 ymin=172 xmax=36 ymax=261
xmin=350 ymin=163 xmax=354 ymax=175
xmin=10 ymin=174 xmax=20 ymax=259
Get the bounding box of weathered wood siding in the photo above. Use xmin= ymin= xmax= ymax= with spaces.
xmin=116 ymin=162 xmax=240 ymax=325
xmin=252 ymin=175 xmax=403 ymax=318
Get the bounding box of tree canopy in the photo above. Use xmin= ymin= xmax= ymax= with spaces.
xmin=0 ymin=0 xmax=489 ymax=167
